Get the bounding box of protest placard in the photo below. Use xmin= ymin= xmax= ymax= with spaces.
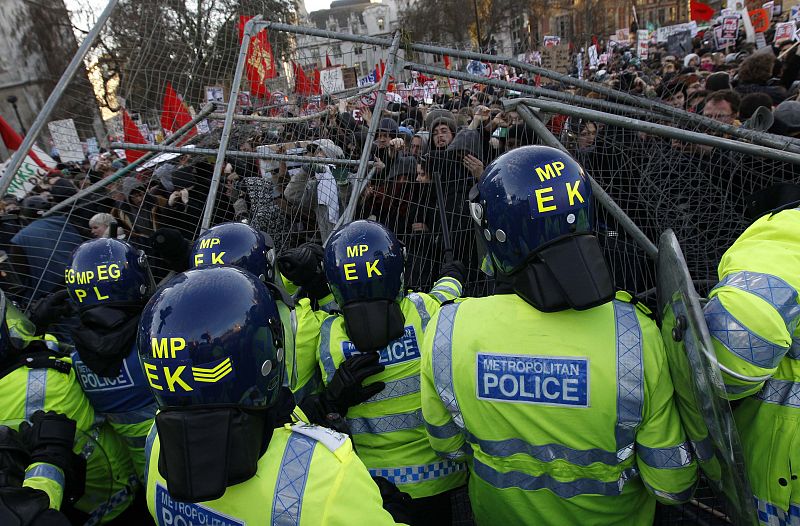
xmin=47 ymin=119 xmax=84 ymax=163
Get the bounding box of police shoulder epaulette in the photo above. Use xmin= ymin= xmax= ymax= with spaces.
xmin=614 ymin=290 xmax=655 ymax=319
xmin=289 ymin=422 xmax=348 ymax=453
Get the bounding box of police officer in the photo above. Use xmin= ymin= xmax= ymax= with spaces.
xmin=292 ymin=220 xmax=467 ymax=525
xmin=702 ymin=183 xmax=800 ymax=524
xmin=190 ymin=222 xmax=330 ymax=403
xmin=138 ymin=265 xmax=403 ymax=525
xmin=419 ymin=146 xmax=698 ymax=525
xmin=0 ymin=289 xmax=136 ymax=523
xmin=63 ymin=238 xmax=158 ymax=480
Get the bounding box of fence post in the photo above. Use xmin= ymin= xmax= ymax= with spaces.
xmin=514 ymin=104 xmax=659 ymax=259
xmin=327 ymin=30 xmax=402 ymax=244
xmin=0 ymin=0 xmax=121 ymax=198
xmin=199 ymin=15 xmax=261 ymax=231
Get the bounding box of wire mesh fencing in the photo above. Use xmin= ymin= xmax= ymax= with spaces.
xmin=4 ymin=3 xmax=800 ymax=523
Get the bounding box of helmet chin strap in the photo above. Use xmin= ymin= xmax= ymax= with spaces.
xmin=509 ymin=233 xmax=615 ymax=312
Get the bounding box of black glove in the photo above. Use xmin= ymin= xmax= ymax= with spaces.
xmin=322 ymin=353 xmax=386 ymax=416
xmin=438 ymin=259 xmax=467 ymax=284
xmin=0 ymin=427 xmax=30 ymax=489
xmin=27 ymin=290 xmax=73 ymax=336
xmin=19 ymin=412 xmax=75 ymax=474
xmin=19 ymin=412 xmax=84 ymax=504
xmin=0 ymin=486 xmax=71 ymax=525
xmin=372 ymin=476 xmax=414 ymax=524
xmin=276 ymin=243 xmax=329 ymax=300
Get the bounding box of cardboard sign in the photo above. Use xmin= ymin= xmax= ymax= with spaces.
xmin=775 ymin=21 xmax=796 ymax=43
xmin=205 ymin=86 xmax=225 ymax=104
xmin=749 ymin=8 xmax=771 ymax=32
xmin=540 ymin=44 xmax=571 ymax=73
xmin=792 ymin=4 xmax=800 ymax=21
xmin=48 ymin=119 xmax=84 ymax=163
xmin=755 ymin=32 xmax=768 ymax=48
xmin=616 ymin=28 xmax=630 ymax=42
xmin=543 ymin=35 xmax=561 ymax=47
xmin=319 ymin=67 xmax=345 ymax=94
xmin=667 ymin=30 xmax=693 ymax=55
xmin=721 ymin=16 xmax=740 ymax=40
xmin=637 ymin=29 xmax=650 ymax=58
xmin=656 ymin=21 xmax=699 ymax=42
xmin=762 ymin=1 xmax=774 ymax=18
xmin=588 ymin=44 xmax=599 ymax=66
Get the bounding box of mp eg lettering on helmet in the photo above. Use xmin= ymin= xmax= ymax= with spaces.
xmin=343 ymin=243 xmax=383 ymax=281
xmin=144 ymin=337 xmax=235 ymax=393
xmin=64 ymin=264 xmax=122 ymax=302
xmin=477 ymin=353 xmax=589 ymax=407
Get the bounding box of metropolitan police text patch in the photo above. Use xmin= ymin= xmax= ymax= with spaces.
xmin=476 ymin=353 xmax=589 ymax=407
xmin=156 ymin=484 xmax=244 ymax=526
xmin=341 ymin=326 xmax=420 ymax=366
xmin=73 ymin=356 xmax=133 ymax=392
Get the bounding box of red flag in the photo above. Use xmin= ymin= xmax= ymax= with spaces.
xmin=443 ymin=55 xmax=451 ymax=70
xmin=326 ymin=53 xmax=333 ymax=68
xmin=380 ymin=59 xmax=386 ymax=78
xmin=0 ymin=115 xmax=48 ymax=169
xmin=122 ymin=110 xmax=147 ymax=163
xmin=313 ymin=69 xmax=321 ymax=95
xmin=160 ymin=82 xmax=195 ymax=138
xmin=690 ymin=0 xmax=715 ymax=21
xmin=374 ymin=63 xmax=381 ymax=82
xmin=238 ymin=16 xmax=276 ymax=98
xmin=292 ymin=62 xmax=313 ymax=95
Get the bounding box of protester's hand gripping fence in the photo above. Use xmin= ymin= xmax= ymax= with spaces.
xmin=6 ymin=1 xmax=800 ymax=522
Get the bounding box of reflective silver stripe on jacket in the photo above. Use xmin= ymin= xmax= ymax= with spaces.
xmin=473 ymin=458 xmax=639 ymax=498
xmin=755 ymin=378 xmax=800 ymax=408
xmin=637 ymin=442 xmax=694 ymax=469
xmin=272 ymin=432 xmax=316 ymax=526
xmin=368 ymin=459 xmax=465 ymax=486
xmin=407 ymin=293 xmax=431 ymax=331
xmin=25 ymin=369 xmax=47 ymax=418
xmin=365 ymin=376 xmax=420 ymax=403
xmin=705 ymin=296 xmax=787 ymax=369
xmin=716 ymin=271 xmax=800 ymax=330
xmin=613 ymin=300 xmax=644 ymax=461
xmin=318 ymin=316 xmax=337 ymax=383
xmin=348 ymin=409 xmax=423 ymax=435
xmin=25 ymin=463 xmax=65 ymax=488
xmin=143 ymin=425 xmax=158 ymax=489
xmin=431 ymin=303 xmax=464 ymax=430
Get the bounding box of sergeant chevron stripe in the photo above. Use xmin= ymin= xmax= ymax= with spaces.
xmin=192 ymin=358 xmax=234 ymax=383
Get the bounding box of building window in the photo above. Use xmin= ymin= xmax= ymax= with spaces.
xmin=354 ymin=45 xmax=363 ymax=56
xmin=332 ymin=44 xmax=342 ymax=60
xmin=658 ymin=8 xmax=666 ymax=24
xmin=669 ymin=6 xmax=676 ymax=21
xmin=555 ymin=15 xmax=572 ymax=39
xmin=377 ymin=17 xmax=385 ymax=31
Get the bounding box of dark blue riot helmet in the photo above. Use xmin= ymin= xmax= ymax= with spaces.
xmin=137 ymin=266 xmax=284 ymax=409
xmin=471 ymin=146 xmax=613 ymax=311
xmin=137 ymin=266 xmax=287 ymax=502
xmin=324 ymin=220 xmax=406 ymax=351
xmin=66 ymin=238 xmax=155 ymax=311
xmin=190 ymin=222 xmax=275 ymax=282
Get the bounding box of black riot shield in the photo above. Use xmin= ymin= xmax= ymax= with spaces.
xmin=656 ymin=229 xmax=757 ymax=525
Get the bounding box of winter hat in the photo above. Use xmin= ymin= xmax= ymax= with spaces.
xmin=425 ymin=108 xmax=457 ymax=134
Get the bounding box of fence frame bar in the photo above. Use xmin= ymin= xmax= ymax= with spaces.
xmin=0 ymin=0 xmax=122 ymax=198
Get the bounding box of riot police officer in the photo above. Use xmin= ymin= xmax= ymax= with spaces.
xmin=138 ymin=265 xmax=402 ymax=525
xmin=63 ymin=238 xmax=157 ymax=480
xmin=189 ymin=221 xmax=330 ymax=403
xmin=0 ymin=288 xmax=136 ymax=523
xmin=292 ymin=220 xmax=467 ymax=526
xmin=703 ymin=183 xmax=800 ymax=523
xmin=419 ymin=146 xmax=698 ymax=525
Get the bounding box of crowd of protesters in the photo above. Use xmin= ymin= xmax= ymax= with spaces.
xmin=4 ymin=16 xmax=800 ymax=311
